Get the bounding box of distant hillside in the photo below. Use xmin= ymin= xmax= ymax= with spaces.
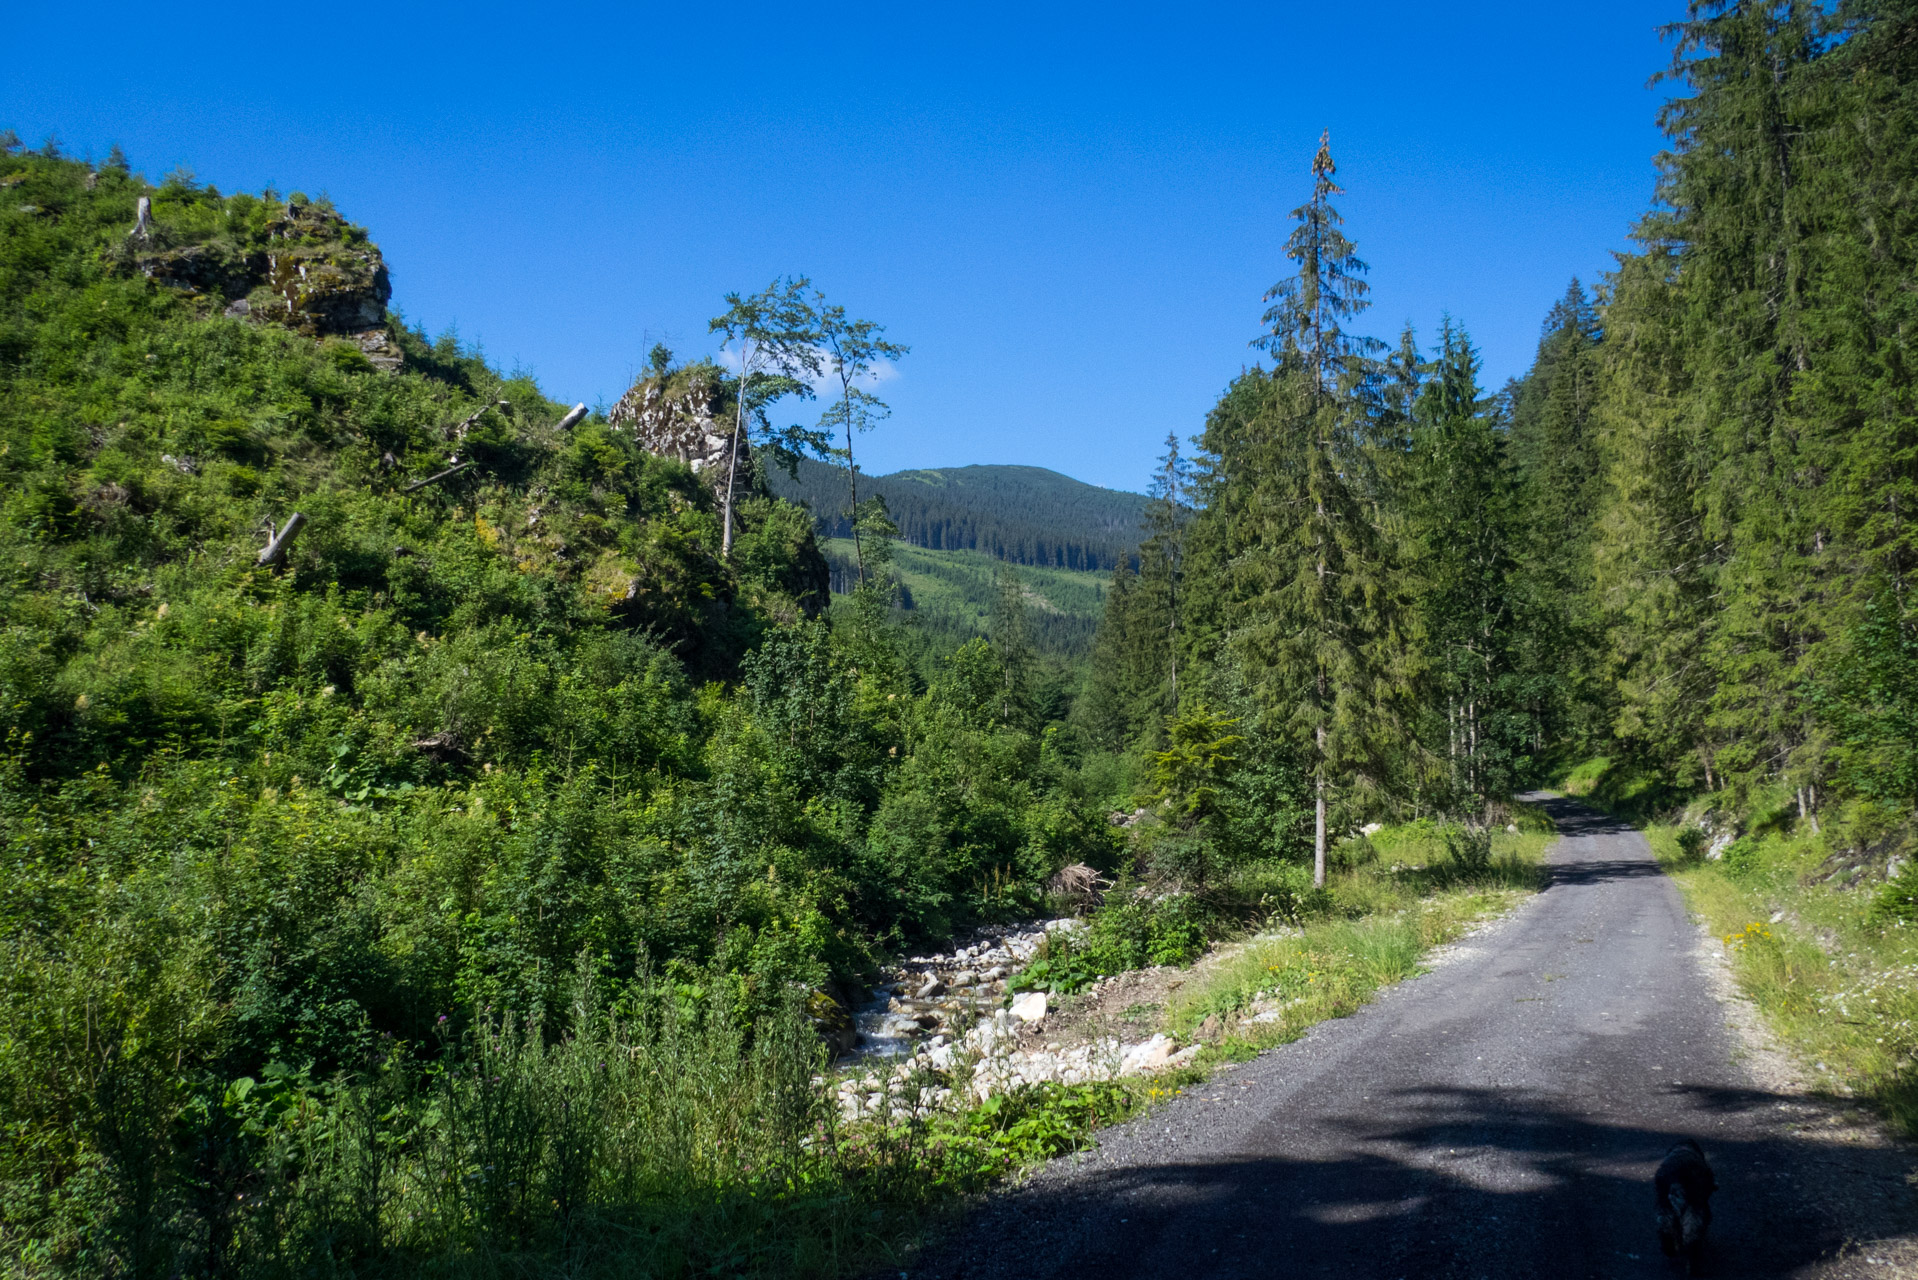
xmin=768 ymin=457 xmax=1147 ymax=571
xmin=821 ymin=538 xmax=1107 ymax=657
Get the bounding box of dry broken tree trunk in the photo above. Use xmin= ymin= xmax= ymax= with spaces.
xmin=257 ymin=513 xmax=307 ymax=568
xmin=403 ymin=463 xmax=474 ymax=493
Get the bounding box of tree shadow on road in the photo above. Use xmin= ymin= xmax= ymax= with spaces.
xmin=914 ymin=1084 xmax=1917 ymax=1280
xmin=1542 ymin=858 xmax=1671 ymax=887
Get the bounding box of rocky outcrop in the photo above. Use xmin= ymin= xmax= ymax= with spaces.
xmin=128 ymin=196 xmax=399 ymax=370
xmin=607 ymin=365 xmax=746 ymax=498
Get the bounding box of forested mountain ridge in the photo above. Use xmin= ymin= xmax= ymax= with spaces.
xmin=767 ymin=454 xmax=1147 ymax=570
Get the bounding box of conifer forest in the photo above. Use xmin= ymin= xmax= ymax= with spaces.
xmin=3 ymin=3 xmax=1918 ymax=1276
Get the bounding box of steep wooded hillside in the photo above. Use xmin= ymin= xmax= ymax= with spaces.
xmin=0 ymin=143 xmax=1145 ymax=1277
xmin=821 ymin=537 xmax=1108 ymax=657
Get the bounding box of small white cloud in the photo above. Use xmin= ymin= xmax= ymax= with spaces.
xmin=710 ymin=343 xmax=900 ymax=396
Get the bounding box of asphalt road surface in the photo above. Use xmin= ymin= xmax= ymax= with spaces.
xmin=918 ymin=795 xmax=1917 ymax=1279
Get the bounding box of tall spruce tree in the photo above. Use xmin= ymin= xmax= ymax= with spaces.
xmin=1405 ymin=322 xmax=1529 ymax=806
xmin=989 ymin=562 xmax=1035 ymax=729
xmin=1586 ymin=0 xmax=1826 ymax=794
xmin=1198 ymin=132 xmax=1396 ymax=886
xmin=1139 ymin=432 xmax=1194 ymax=718
xmin=1508 ymin=280 xmax=1609 ymax=752
xmin=1592 ymin=241 xmax=1722 ymax=785
xmin=1078 ymin=560 xmax=1143 ymax=750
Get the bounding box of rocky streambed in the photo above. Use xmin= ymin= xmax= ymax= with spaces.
xmin=830 ymin=919 xmax=1202 ymax=1120
xmin=844 ymin=919 xmax=1082 ymax=1061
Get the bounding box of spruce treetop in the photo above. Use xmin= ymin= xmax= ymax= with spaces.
xmin=1256 ymin=131 xmax=1382 ymax=394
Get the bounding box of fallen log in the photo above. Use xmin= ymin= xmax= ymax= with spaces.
xmin=257 ymin=512 xmax=307 ymax=567
xmin=555 ymin=402 xmax=588 ymax=431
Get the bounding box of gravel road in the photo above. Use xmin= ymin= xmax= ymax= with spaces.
xmin=916 ymin=795 xmax=1917 ymax=1279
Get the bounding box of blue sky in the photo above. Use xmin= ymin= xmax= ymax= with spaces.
xmin=6 ymin=2 xmax=1674 ymax=491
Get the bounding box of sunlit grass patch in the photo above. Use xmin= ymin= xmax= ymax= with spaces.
xmin=1551 ymin=755 xmax=1680 ymax=821
xmin=1650 ymin=821 xmax=1918 ymax=1136
xmin=1164 ymin=815 xmax=1551 ymax=1051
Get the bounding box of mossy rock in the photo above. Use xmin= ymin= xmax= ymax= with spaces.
xmin=127 ymin=194 xmax=390 ymax=341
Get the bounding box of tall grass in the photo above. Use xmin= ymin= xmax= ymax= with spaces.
xmin=3 ymin=959 xmax=956 ymax=1280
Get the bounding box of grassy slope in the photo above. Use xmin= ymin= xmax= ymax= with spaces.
xmin=822 ymin=536 xmax=1108 ymax=655
xmin=1646 ymin=821 xmax=1918 ymax=1134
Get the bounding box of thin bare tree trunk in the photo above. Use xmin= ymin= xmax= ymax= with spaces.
xmin=722 ymin=357 xmax=750 ymax=560
xmin=1314 ymin=735 xmax=1327 ymax=889
xmin=403 ymin=462 xmax=473 ymax=493
xmin=1168 ymin=615 xmax=1178 ymax=715
xmin=845 ymin=390 xmax=864 ymax=584
xmin=1315 ymin=505 xmax=1328 ymax=887
xmin=1167 ymin=545 xmax=1179 ymax=715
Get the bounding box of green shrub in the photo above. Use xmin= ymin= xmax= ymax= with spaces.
xmin=947 ymin=1080 xmax=1134 ymax=1168
xmin=1443 ymin=823 xmax=1492 ymax=873
xmin=1247 ymin=860 xmax=1323 ymax=923
xmin=1008 ymin=893 xmax=1209 ymax=995
xmin=1720 ymin=837 xmax=1764 ymax=876
xmin=1675 ymin=825 xmax=1708 ymax=862
xmin=1870 ymin=859 xmax=1918 ymax=925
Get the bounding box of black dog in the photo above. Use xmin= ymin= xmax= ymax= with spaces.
xmin=1654 ymin=1139 xmax=1717 ymax=1273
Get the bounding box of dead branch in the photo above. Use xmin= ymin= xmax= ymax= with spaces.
xmin=446 ymin=401 xmax=511 ymax=442
xmin=403 ymin=462 xmax=474 ymax=493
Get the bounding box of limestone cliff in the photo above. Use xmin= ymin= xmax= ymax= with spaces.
xmin=607 ymin=362 xmax=748 ymax=500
